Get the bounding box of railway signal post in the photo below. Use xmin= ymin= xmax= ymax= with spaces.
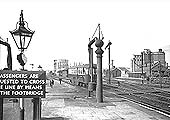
xmin=105 ymin=40 xmax=112 ymax=84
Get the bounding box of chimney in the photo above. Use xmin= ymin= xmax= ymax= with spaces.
xmin=159 ymin=49 xmax=162 ymax=52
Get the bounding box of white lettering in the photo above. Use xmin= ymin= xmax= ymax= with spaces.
xmin=17 ymin=85 xmax=24 ymax=89
xmin=29 ymin=74 xmax=39 ymax=78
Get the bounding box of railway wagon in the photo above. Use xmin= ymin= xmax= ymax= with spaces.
xmin=67 ymin=74 xmax=97 ymax=87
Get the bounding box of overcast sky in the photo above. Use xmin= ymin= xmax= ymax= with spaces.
xmin=0 ymin=0 xmax=170 ymax=70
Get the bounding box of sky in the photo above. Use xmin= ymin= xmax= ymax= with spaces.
xmin=1 ymin=0 xmax=170 ymax=71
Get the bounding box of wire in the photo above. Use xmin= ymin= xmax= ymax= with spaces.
xmin=89 ymin=24 xmax=104 ymax=43
xmin=91 ymin=24 xmax=99 ymax=40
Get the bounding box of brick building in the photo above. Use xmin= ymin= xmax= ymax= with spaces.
xmin=103 ymin=67 xmax=130 ymax=78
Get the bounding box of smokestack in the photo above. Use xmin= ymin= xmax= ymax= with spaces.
xmin=159 ymin=49 xmax=162 ymax=52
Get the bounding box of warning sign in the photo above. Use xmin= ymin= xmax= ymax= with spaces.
xmin=0 ymin=70 xmax=46 ymax=98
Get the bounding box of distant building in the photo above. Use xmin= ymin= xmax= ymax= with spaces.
xmin=118 ymin=67 xmax=130 ymax=77
xmin=110 ymin=67 xmax=121 ymax=78
xmin=103 ymin=67 xmax=130 ymax=78
xmin=56 ymin=62 xmax=97 ymax=78
xmin=131 ymin=49 xmax=167 ymax=77
xmin=54 ymin=59 xmax=69 ymax=73
xmin=68 ymin=64 xmax=97 ymax=76
xmin=162 ymin=45 xmax=170 ymax=66
xmin=68 ymin=64 xmax=88 ymax=76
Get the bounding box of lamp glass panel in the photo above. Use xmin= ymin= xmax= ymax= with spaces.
xmin=12 ymin=34 xmax=32 ymax=50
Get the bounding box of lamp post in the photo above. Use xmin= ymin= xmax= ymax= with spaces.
xmin=95 ymin=24 xmax=104 ymax=103
xmin=10 ymin=10 xmax=35 ymax=120
xmin=10 ymin=10 xmax=34 ymax=53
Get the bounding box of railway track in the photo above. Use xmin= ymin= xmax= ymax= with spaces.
xmin=47 ymin=74 xmax=170 ymax=115
xmin=103 ymin=79 xmax=170 ymax=115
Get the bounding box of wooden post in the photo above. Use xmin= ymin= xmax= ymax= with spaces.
xmin=33 ymin=98 xmax=41 ymax=120
xmin=0 ymin=98 xmax=3 ymax=120
xmin=20 ymin=98 xmax=24 ymax=120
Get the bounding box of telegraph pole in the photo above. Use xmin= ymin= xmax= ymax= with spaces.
xmin=108 ymin=43 xmax=111 ymax=84
xmin=141 ymin=52 xmax=144 ymax=75
xmin=149 ymin=50 xmax=152 ymax=77
xmin=141 ymin=52 xmax=144 ymax=84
